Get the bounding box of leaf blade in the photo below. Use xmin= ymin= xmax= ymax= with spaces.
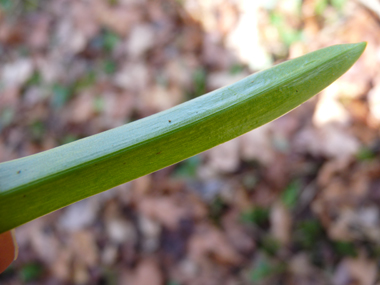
xmin=0 ymin=42 xmax=366 ymax=233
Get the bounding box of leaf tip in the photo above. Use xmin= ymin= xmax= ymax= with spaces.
xmin=348 ymin=41 xmax=367 ymax=57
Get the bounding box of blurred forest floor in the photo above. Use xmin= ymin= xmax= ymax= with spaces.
xmin=1 ymin=0 xmax=380 ymax=284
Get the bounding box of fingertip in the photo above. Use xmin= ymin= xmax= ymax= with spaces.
xmin=0 ymin=230 xmax=18 ymax=274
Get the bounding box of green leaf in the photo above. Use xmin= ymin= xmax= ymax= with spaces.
xmin=331 ymin=0 xmax=347 ymax=10
xmin=240 ymin=207 xmax=270 ymax=228
xmin=191 ymin=67 xmax=207 ymax=98
xmin=356 ymin=146 xmax=376 ymax=161
xmin=0 ymin=107 xmax=15 ymax=129
xmin=250 ymin=259 xmax=274 ymax=282
xmin=50 ymin=84 xmax=72 ymax=108
xmin=315 ymin=0 xmax=328 ymax=15
xmin=250 ymin=257 xmax=285 ymax=282
xmin=260 ymin=236 xmax=281 ymax=256
xmin=103 ymin=30 xmax=120 ymax=53
xmin=20 ymin=263 xmax=43 ymax=282
xmin=333 ymin=241 xmax=357 ymax=257
xmin=173 ymin=155 xmax=201 ymax=178
xmin=296 ymin=219 xmax=324 ymax=249
xmin=281 ymin=180 xmax=301 ymax=209
xmin=0 ymin=43 xmax=366 ymax=233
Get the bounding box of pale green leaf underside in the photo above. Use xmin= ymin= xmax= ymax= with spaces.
xmin=0 ymin=43 xmax=366 ymax=233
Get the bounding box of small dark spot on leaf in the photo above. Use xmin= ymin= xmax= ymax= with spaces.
xmin=123 ymin=162 xmax=126 ymax=165
xmin=23 ymin=195 xmax=26 ymax=198
xmin=157 ymin=151 xmax=162 ymax=155
xmin=296 ymin=90 xmax=298 ymax=92
xmin=17 ymin=170 xmax=21 ymax=174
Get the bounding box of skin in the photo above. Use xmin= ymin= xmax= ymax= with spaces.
xmin=0 ymin=230 xmax=18 ymax=274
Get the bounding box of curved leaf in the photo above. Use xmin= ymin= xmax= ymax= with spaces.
xmin=0 ymin=42 xmax=366 ymax=233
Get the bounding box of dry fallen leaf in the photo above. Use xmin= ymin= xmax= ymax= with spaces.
xmin=51 ymin=246 xmax=73 ymax=281
xmin=58 ymin=199 xmax=100 ymax=231
xmin=27 ymin=16 xmax=50 ymax=49
xmin=114 ymin=62 xmax=150 ymax=92
xmin=368 ymin=78 xmax=380 ymax=123
xmin=141 ymin=85 xmax=183 ymax=112
xmin=328 ymin=207 xmax=380 ymax=242
xmin=138 ymin=197 xmax=186 ymax=229
xmin=138 ymin=195 xmax=206 ymax=229
xmin=313 ymin=83 xmax=351 ymax=127
xmin=222 ymin=210 xmax=255 ymax=254
xmin=2 ymin=59 xmax=34 ymax=88
xmin=106 ymin=219 xmax=137 ymax=245
xmin=226 ymin=0 xmax=272 ymax=70
xmin=333 ymin=254 xmax=377 ymax=285
xmin=270 ymin=201 xmax=292 ymax=246
xmin=240 ymin=123 xmax=275 ymax=165
xmin=103 ymin=92 xmax=134 ymax=121
xmin=205 ymin=138 xmax=240 ymax=173
xmin=127 ymin=258 xmax=164 ymax=285
xmin=126 ymin=24 xmax=155 ymax=58
xmin=138 ymin=214 xmax=161 ymax=253
xmin=188 ymin=224 xmax=242 ymax=265
xmin=207 ymin=71 xmax=248 ymax=90
xmin=29 ymin=224 xmax=59 ymax=264
xmin=92 ymin=0 xmax=139 ymax=36
xmin=70 ymin=230 xmax=99 ymax=267
xmin=72 ymin=258 xmax=90 ymax=284
xmin=66 ymin=91 xmax=95 ymax=123
xmin=295 ymin=125 xmax=360 ymax=160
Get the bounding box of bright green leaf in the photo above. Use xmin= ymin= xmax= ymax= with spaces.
xmin=0 ymin=43 xmax=366 ymax=233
